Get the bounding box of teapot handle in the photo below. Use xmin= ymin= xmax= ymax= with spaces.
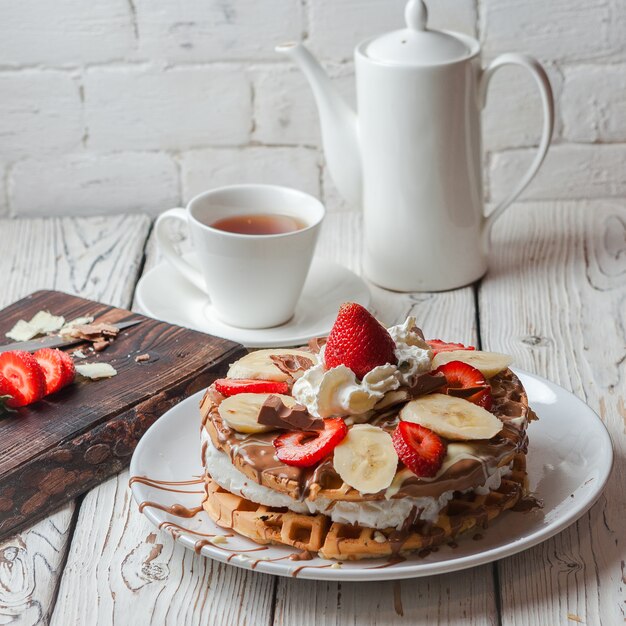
xmin=479 ymin=53 xmax=554 ymax=242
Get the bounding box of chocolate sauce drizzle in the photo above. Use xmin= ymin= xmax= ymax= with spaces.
xmin=138 ymin=501 xmax=204 ymax=518
xmin=129 ymin=476 xmax=205 ymax=494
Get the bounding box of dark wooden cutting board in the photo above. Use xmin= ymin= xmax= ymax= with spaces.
xmin=0 ymin=290 xmax=247 ymax=541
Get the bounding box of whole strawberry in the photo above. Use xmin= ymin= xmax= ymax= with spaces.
xmin=324 ymin=303 xmax=397 ymax=379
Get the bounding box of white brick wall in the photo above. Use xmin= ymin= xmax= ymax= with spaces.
xmin=0 ymin=71 xmax=83 ymax=159
xmin=180 ymin=146 xmax=320 ymax=201
xmin=0 ymin=0 xmax=134 ymax=66
xmin=0 ymin=0 xmax=624 ymax=218
xmin=84 ymin=65 xmax=251 ymax=150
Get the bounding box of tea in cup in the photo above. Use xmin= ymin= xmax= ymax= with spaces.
xmin=154 ymin=184 xmax=325 ymax=329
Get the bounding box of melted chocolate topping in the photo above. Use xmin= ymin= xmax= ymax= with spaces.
xmin=257 ymin=395 xmax=323 ymax=431
xmin=408 ymin=371 xmax=447 ymax=397
xmin=269 ymin=354 xmax=315 ymax=376
xmin=203 ymin=369 xmax=531 ymax=503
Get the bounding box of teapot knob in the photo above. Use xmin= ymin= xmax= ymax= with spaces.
xmin=405 ymin=0 xmax=428 ymax=31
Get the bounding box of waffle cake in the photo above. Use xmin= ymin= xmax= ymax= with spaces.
xmin=200 ymin=304 xmax=537 ymax=560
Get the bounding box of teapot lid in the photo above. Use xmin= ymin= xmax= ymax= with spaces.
xmin=364 ymin=0 xmax=471 ymax=65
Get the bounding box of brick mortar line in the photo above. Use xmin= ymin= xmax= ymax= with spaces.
xmin=1 ymin=58 xmax=625 ymax=79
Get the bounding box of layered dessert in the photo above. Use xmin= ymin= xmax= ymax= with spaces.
xmin=200 ymin=303 xmax=536 ymax=560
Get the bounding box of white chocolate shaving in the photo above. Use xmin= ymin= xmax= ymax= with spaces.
xmin=210 ymin=535 xmax=228 ymax=545
xmin=75 ymin=363 xmax=117 ymax=379
xmin=6 ymin=310 xmax=65 ymax=341
xmin=60 ymin=316 xmax=95 ymax=335
xmin=5 ymin=320 xmax=38 ymax=341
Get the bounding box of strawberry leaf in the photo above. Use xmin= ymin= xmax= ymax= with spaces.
xmin=0 ymin=394 xmax=17 ymax=413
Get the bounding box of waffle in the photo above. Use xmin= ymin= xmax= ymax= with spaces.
xmin=202 ymin=452 xmax=528 ymax=560
xmin=201 ymin=368 xmax=531 ymax=504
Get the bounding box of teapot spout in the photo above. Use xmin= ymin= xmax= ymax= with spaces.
xmin=276 ymin=42 xmax=362 ymax=207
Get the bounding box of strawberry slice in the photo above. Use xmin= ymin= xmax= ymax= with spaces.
xmin=436 ymin=360 xmax=486 ymax=389
xmin=427 ymin=339 xmax=475 ymax=356
xmin=324 ymin=302 xmax=397 ymax=380
xmin=392 ymin=421 xmax=446 ymax=478
xmin=435 ymin=360 xmax=493 ymax=409
xmin=56 ymin=350 xmax=76 ymax=387
xmin=214 ymin=378 xmax=289 ymax=397
xmin=34 ymin=348 xmax=74 ymax=395
xmin=0 ymin=350 xmax=46 ymax=407
xmin=273 ymin=417 xmax=347 ymax=467
xmin=0 ymin=372 xmax=23 ymax=409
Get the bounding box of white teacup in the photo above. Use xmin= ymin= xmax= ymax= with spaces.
xmin=155 ymin=184 xmax=325 ymax=329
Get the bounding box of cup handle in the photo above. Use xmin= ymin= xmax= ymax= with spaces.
xmin=479 ymin=53 xmax=555 ymax=242
xmin=154 ymin=208 xmax=207 ymax=293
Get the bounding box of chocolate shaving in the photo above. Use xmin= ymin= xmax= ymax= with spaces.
xmin=257 ymin=395 xmax=323 ymax=432
xmin=307 ymin=337 xmax=327 ymax=354
xmin=61 ymin=320 xmax=125 ymax=352
xmin=408 ymin=371 xmax=447 ymax=397
xmin=269 ymin=354 xmax=314 ymax=376
xmin=410 ymin=324 xmax=426 ymax=341
xmin=65 ymin=322 xmax=120 ymax=339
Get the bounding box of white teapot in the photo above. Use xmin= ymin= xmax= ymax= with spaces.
xmin=277 ymin=0 xmax=554 ymax=291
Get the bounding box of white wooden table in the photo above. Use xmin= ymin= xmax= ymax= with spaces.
xmin=0 ymin=203 xmax=623 ymax=625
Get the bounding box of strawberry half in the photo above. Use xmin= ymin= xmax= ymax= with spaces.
xmin=427 ymin=339 xmax=475 ymax=356
xmin=0 ymin=372 xmax=22 ymax=410
xmin=324 ymin=302 xmax=397 ymax=380
xmin=214 ymin=378 xmax=289 ymax=397
xmin=273 ymin=417 xmax=347 ymax=467
xmin=435 ymin=360 xmax=493 ymax=410
xmin=34 ymin=348 xmax=74 ymax=395
xmin=0 ymin=351 xmax=46 ymax=407
xmin=392 ymin=421 xmax=446 ymax=478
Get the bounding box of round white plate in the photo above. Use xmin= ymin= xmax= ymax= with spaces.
xmin=129 ymin=370 xmax=613 ymax=581
xmin=135 ymin=254 xmax=370 ymax=348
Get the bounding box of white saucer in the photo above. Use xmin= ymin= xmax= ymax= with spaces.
xmin=129 ymin=370 xmax=613 ymax=581
xmin=135 ymin=254 xmax=370 ymax=347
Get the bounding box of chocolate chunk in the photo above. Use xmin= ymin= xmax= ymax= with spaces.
xmin=269 ymin=354 xmax=314 ymax=376
xmin=257 ymin=395 xmax=324 ymax=431
xmin=307 ymin=337 xmax=327 ymax=354
xmin=408 ymin=371 xmax=447 ymax=397
xmin=411 ymin=324 xmax=426 ymax=341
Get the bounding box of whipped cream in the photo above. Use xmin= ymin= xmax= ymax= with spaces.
xmin=202 ymin=432 xmax=511 ymax=529
xmin=292 ymin=316 xmax=432 ymax=418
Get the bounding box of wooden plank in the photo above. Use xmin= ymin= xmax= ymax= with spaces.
xmin=0 ymin=215 xmax=151 ymax=625
xmin=479 ymin=200 xmax=625 ymax=626
xmin=51 ymin=473 xmax=276 ymax=626
xmin=52 ymin=212 xmax=498 ymax=625
xmin=50 ymin=218 xmax=276 ymax=626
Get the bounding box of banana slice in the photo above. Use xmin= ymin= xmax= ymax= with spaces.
xmin=400 ymin=393 xmax=502 ymax=440
xmin=227 ymin=349 xmax=318 ymax=382
xmin=432 ymin=350 xmax=513 ymax=378
xmin=218 ymin=393 xmax=297 ymax=434
xmin=333 ymin=424 xmax=398 ymax=494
